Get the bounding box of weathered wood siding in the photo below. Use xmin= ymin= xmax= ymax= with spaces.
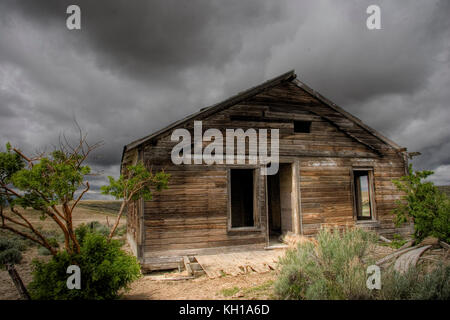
xmin=142 ymin=166 xmax=266 ymax=253
xmin=123 ymin=79 xmax=410 ymax=257
xmin=299 ymin=158 xmax=410 ymax=237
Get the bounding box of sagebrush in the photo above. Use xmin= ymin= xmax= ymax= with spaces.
xmin=274 ymin=227 xmax=450 ymax=300
xmin=274 ymin=227 xmax=377 ymax=300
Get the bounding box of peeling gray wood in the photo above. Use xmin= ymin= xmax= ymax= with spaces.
xmin=394 ymin=245 xmax=431 ymax=273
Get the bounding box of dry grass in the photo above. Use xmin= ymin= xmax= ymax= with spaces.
xmin=1 ymin=202 xmax=124 ymax=232
xmin=77 ymin=200 xmax=122 ymax=215
xmin=281 ymin=232 xmax=318 ymax=248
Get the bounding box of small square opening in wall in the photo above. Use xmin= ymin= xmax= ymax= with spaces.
xmin=293 ymin=121 xmax=311 ymax=133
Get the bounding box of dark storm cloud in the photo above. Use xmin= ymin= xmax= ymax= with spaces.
xmin=2 ymin=0 xmax=284 ymax=84
xmin=0 ymin=0 xmax=449 ymax=196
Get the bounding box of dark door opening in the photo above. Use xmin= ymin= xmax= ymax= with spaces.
xmin=268 ymin=163 xmax=293 ymax=241
xmin=268 ymin=172 xmax=281 ymax=237
xmin=230 ymin=169 xmax=254 ymax=228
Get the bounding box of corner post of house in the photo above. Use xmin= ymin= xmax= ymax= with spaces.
xmin=137 ymin=147 xmax=146 ymax=262
xmin=293 ymin=160 xmax=303 ymax=235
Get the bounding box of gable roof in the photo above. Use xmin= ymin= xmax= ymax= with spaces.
xmin=122 ymin=70 xmax=404 ymax=163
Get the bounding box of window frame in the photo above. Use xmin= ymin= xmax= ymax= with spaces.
xmin=351 ymin=167 xmax=377 ymax=222
xmin=227 ymin=167 xmax=260 ymax=232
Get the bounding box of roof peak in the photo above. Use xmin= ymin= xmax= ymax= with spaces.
xmin=123 ymin=69 xmax=403 ymax=156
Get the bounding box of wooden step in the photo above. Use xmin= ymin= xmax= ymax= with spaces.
xmin=183 ymin=256 xmax=206 ymax=277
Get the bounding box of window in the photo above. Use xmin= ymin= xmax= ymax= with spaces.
xmin=230 ymin=169 xmax=254 ymax=228
xmin=294 ymin=121 xmax=311 ymax=133
xmin=353 ymin=170 xmax=374 ymax=220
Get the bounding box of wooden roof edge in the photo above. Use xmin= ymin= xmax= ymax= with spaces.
xmin=291 ymin=78 xmax=404 ymax=152
xmin=123 ymin=70 xmax=296 ymax=153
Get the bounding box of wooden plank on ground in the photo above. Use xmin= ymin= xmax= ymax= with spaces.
xmin=394 ymin=245 xmax=431 ymax=273
xmin=375 ymin=245 xmax=420 ymax=266
xmin=183 ymin=256 xmax=193 ymax=276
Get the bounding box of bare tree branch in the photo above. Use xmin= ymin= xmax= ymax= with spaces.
xmin=71 ymin=182 xmax=89 ymax=212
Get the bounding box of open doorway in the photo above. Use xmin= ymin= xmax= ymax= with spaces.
xmin=267 ymin=163 xmax=293 ymax=245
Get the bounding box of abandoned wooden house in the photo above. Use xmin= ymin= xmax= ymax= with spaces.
xmin=121 ymin=70 xmax=413 ymax=271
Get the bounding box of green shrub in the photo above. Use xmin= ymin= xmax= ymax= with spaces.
xmin=274 ymin=227 xmax=377 ymax=300
xmin=28 ymin=232 xmax=141 ymax=300
xmin=40 ymin=229 xmax=65 ymax=244
xmin=0 ymin=236 xmax=26 ymax=267
xmin=381 ymin=234 xmax=408 ymax=249
xmin=379 ymin=264 xmax=450 ymax=300
xmin=0 ymin=237 xmax=15 ymax=251
xmin=0 ymin=232 xmax=30 ymax=251
xmin=392 ymin=164 xmax=450 ymax=242
xmin=411 ymin=264 xmax=450 ymax=299
xmin=37 ymin=246 xmax=52 ymax=256
xmin=0 ymin=247 xmax=22 ymax=267
xmin=115 ymin=225 xmax=127 ymax=237
xmin=33 ymin=230 xmax=61 ymax=255
xmin=75 ymin=221 xmax=110 ymax=243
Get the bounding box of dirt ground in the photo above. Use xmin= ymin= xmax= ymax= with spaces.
xmin=123 ymin=271 xmax=277 ymax=300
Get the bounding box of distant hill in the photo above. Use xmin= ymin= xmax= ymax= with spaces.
xmin=78 ymin=200 xmax=122 ymax=215
xmin=437 ymin=186 xmax=450 ymax=198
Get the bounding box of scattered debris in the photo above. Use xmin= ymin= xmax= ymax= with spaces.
xmin=394 ymin=245 xmax=431 ymax=273
xmin=420 ymin=236 xmax=440 ymax=249
xmin=232 ymin=292 xmax=245 ymax=298
xmin=439 ymin=241 xmax=450 ymax=250
xmin=399 ymin=239 xmax=415 ymax=250
xmin=379 ymin=235 xmax=392 ymax=243
xmin=376 ymin=245 xmax=419 ymax=266
xmin=195 ymin=250 xmax=283 ymax=279
xmin=376 ymin=238 xmax=449 ymax=274
xmin=145 ymin=272 xmax=195 ymax=281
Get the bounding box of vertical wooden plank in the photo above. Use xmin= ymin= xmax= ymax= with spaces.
xmin=226 ymin=168 xmax=232 ymax=231
xmin=279 ymin=164 xmax=293 ymax=233
xmin=369 ymin=169 xmax=378 ymax=221
xmin=264 ymin=171 xmax=270 ymax=246
xmin=293 ymin=159 xmax=302 ymax=235
xmin=138 ymin=147 xmax=145 ymax=262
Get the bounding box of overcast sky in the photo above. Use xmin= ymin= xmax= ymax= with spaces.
xmin=0 ymin=0 xmax=449 ymax=198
